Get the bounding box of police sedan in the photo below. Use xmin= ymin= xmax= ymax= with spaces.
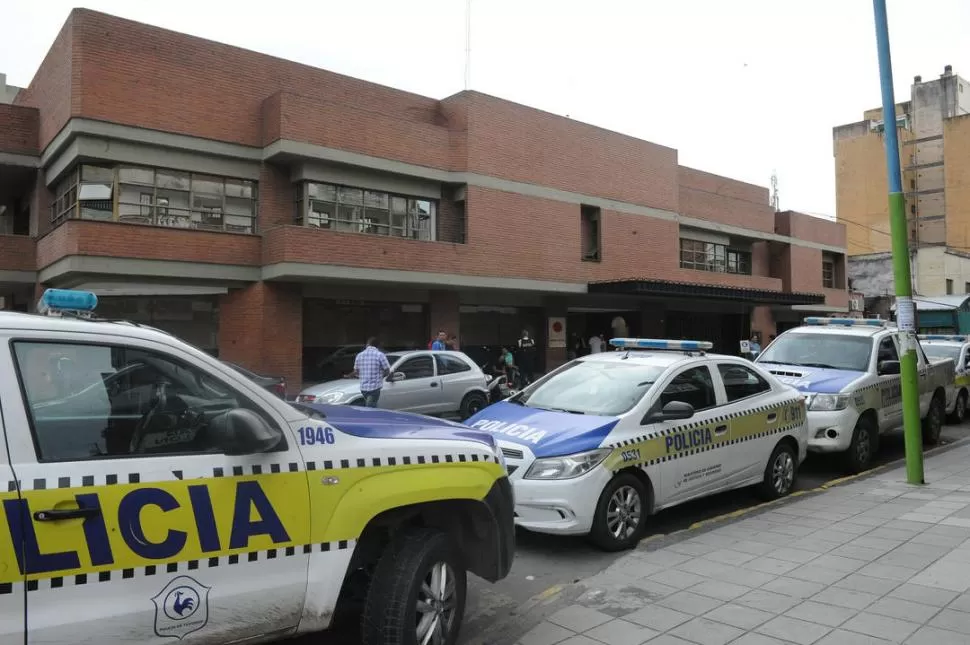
xmin=465 ymin=338 xmax=808 ymax=551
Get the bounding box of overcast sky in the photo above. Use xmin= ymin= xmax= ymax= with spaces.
xmin=3 ymin=0 xmax=969 ymax=218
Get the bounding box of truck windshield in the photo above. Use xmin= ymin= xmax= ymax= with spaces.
xmin=514 ymin=360 xmax=666 ymax=416
xmin=757 ymin=333 xmax=873 ymax=372
xmin=924 ymin=345 xmax=961 ymax=362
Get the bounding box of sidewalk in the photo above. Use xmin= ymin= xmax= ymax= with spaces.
xmin=502 ymin=441 xmax=970 ymax=645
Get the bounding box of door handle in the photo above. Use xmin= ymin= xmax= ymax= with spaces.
xmin=430 ymin=382 xmax=439 ymax=387
xmin=767 ymin=413 xmax=778 ymax=424
xmin=34 ymin=506 xmax=101 ymax=522
xmin=714 ymin=424 xmax=728 ymax=435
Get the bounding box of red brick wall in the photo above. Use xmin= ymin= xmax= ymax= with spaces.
xmin=219 ymin=282 xmax=302 ymax=394
xmin=776 ymin=211 xmax=847 ymax=248
xmin=0 ymin=105 xmax=40 ymax=155
xmin=13 ymin=14 xmax=75 ymax=149
xmin=678 ymin=166 xmax=775 ymax=233
xmin=258 ymin=163 xmax=292 ymax=230
xmin=0 ymin=235 xmax=36 ymax=271
xmin=36 ymin=220 xmax=262 ymax=270
xmin=788 ymin=246 xmax=825 ymax=294
xmin=751 ymin=307 xmax=777 ymax=341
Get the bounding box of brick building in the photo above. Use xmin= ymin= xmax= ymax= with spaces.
xmin=0 ymin=9 xmax=848 ymax=392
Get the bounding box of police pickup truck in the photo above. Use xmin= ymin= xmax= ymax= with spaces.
xmin=919 ymin=334 xmax=970 ymax=424
xmin=0 ymin=290 xmax=514 ymax=645
xmin=755 ymin=317 xmax=955 ymax=473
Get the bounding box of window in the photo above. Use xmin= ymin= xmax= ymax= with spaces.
xmin=822 ymin=259 xmax=835 ymax=289
xmin=680 ymin=239 xmax=751 ymax=275
xmin=759 ymin=333 xmax=873 ymax=372
xmin=435 ymin=354 xmax=472 ymax=375
xmin=52 ymin=164 xmax=256 ymax=233
xmin=395 ymin=355 xmax=434 ymax=379
xmin=718 ymin=364 xmax=771 ymax=402
xmin=877 ymin=337 xmax=899 ymax=364
xmin=658 ymin=366 xmax=716 ymax=412
xmin=296 ymin=181 xmax=436 ymax=241
xmin=965 ymin=282 xmax=970 ymax=294
xmin=910 ymin=179 xmax=916 ymax=190
xmin=515 ymin=360 xmax=666 ymax=416
xmin=947 ymin=279 xmax=955 ymax=295
xmin=581 ymin=205 xmax=601 ymax=261
xmin=12 ymin=341 xmax=279 ymax=462
xmin=911 ymin=203 xmax=917 ymax=215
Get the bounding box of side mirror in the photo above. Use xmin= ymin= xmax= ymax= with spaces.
xmin=643 ymin=400 xmax=695 ymax=424
xmin=878 ymin=360 xmax=901 ymax=376
xmin=209 ymin=409 xmax=283 ymax=455
xmin=388 ymin=372 xmax=406 ymax=382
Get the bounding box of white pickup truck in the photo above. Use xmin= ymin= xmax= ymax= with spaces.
xmin=755 ymin=317 xmax=955 ymax=473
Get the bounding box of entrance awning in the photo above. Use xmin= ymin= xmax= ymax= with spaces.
xmin=588 ymin=279 xmax=825 ymax=306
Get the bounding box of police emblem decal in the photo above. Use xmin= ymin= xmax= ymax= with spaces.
xmin=152 ymin=576 xmax=211 ymax=640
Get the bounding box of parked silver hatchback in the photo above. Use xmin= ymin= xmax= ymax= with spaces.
xmin=297 ymin=350 xmax=491 ymax=419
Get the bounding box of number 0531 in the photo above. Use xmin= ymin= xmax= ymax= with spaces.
xmin=298 ymin=426 xmax=335 ymax=445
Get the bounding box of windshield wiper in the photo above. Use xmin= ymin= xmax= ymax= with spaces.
xmin=529 ymin=405 xmax=585 ymax=414
xmin=795 ymin=362 xmax=841 ymax=370
xmin=756 ymin=360 xmax=784 ymax=364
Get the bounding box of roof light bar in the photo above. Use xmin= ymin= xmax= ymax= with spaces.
xmin=37 ymin=289 xmax=98 ymax=317
xmin=609 ymin=338 xmax=714 ymax=351
xmin=918 ymin=334 xmax=969 ymax=343
xmin=804 ymin=317 xmax=887 ymax=327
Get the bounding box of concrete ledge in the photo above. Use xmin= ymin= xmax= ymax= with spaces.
xmin=39 ymin=256 xmax=261 ymax=284
xmin=0 ymin=152 xmax=39 ymax=168
xmin=0 ymin=269 xmax=36 ymax=284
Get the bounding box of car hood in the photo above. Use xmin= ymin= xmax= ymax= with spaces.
xmin=299 ymin=379 xmax=362 ymax=403
xmin=757 ymin=363 xmax=866 ymax=394
xmin=305 ymin=403 xmax=497 ymax=450
xmin=464 ymin=401 xmax=620 ymax=459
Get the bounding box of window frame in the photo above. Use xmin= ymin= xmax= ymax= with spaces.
xmin=655 ymin=364 xmax=718 ymax=414
xmin=716 ymin=363 xmax=772 ymax=404
xmin=822 ymin=259 xmax=836 ymax=289
xmin=876 ymin=336 xmax=900 ymax=365
xmin=9 ymin=338 xmax=284 ymax=463
xmin=394 ymin=354 xmax=436 ymax=380
xmin=679 ymin=238 xmax=752 ymax=275
xmin=435 ymin=353 xmax=473 ymax=376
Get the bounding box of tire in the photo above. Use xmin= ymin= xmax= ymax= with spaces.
xmin=949 ymin=390 xmax=967 ymax=425
xmin=362 ymin=528 xmax=467 ymax=645
xmin=757 ymin=441 xmax=798 ymax=501
xmin=843 ymin=416 xmax=876 ymax=474
xmin=923 ymin=394 xmax=945 ymax=446
xmin=459 ymin=392 xmax=488 ymax=420
xmin=588 ymin=472 xmax=648 ymax=552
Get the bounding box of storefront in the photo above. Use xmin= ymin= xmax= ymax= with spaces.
xmin=96 ymin=295 xmax=220 ymax=354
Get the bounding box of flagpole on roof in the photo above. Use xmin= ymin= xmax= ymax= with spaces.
xmin=464 ymin=0 xmax=472 ymax=90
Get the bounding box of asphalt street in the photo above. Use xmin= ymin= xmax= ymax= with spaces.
xmin=308 ymin=421 xmax=970 ymax=645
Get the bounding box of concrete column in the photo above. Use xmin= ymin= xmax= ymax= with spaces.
xmin=429 ymin=290 xmax=460 ymax=344
xmin=543 ymin=297 xmax=569 ymax=372
xmin=220 ymin=281 xmax=303 ymax=394
xmin=751 ymin=306 xmax=776 ymax=343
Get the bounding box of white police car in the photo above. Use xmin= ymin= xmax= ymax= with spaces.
xmin=919 ymin=334 xmax=970 ymax=423
xmin=0 ymin=289 xmax=514 ymax=645
xmin=465 ymin=338 xmax=808 ymax=551
xmin=755 ymin=318 xmax=955 ymax=474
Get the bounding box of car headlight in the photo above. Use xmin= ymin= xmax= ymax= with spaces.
xmin=317 ymin=391 xmax=344 ymax=404
xmin=524 ymin=448 xmax=612 ymax=480
xmin=808 ymin=393 xmax=850 ymax=411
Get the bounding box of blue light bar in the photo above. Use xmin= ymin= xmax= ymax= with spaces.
xmin=609 ymin=338 xmax=713 ymax=351
xmin=919 ymin=334 xmax=969 ymax=343
xmin=37 ymin=289 xmax=98 ymax=315
xmin=804 ymin=317 xmax=887 ymax=327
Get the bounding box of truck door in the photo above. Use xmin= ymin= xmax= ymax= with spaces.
xmin=0 ymin=331 xmax=311 ymax=644
xmin=876 ymin=336 xmax=903 ymax=430
xmin=0 ymin=402 xmax=26 ymax=644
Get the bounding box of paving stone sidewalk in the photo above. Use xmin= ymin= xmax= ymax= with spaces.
xmin=506 ymin=443 xmax=970 ymax=645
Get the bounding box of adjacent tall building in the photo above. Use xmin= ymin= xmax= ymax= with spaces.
xmin=835 ymin=65 xmax=970 ymax=298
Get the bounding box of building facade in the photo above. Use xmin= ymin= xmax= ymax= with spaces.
xmin=0 ymin=9 xmax=848 ymax=391
xmin=835 ymin=65 xmax=970 ymax=299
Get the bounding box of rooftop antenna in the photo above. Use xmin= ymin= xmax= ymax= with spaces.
xmin=770 ymin=170 xmax=780 ymax=212
xmin=464 ymin=0 xmax=472 ymax=90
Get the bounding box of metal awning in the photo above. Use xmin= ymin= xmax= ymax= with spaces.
xmin=588 ymin=279 xmax=826 ymax=305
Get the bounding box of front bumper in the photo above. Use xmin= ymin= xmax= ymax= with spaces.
xmin=510 ymin=467 xmax=612 ymax=536
xmin=805 ymin=408 xmax=860 ymax=453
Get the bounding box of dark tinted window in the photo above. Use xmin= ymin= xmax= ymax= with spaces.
xmin=435 ymin=354 xmax=471 ymax=375
xmin=718 ymin=364 xmax=771 ymax=402
xmin=878 ymin=337 xmax=899 ymax=363
xmin=659 ymin=366 xmax=716 ymax=411
xmin=397 ymin=355 xmax=434 ymax=379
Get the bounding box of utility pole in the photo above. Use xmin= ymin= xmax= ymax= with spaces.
xmin=872 ymin=0 xmax=924 ymax=484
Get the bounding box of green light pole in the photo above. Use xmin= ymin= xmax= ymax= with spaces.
xmin=873 ymin=0 xmax=924 ymax=484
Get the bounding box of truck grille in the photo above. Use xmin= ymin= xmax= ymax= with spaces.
xmin=502 ymin=447 xmax=524 ymax=459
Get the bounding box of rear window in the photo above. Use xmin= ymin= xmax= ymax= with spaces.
xmin=515 ymin=360 xmax=667 ymax=416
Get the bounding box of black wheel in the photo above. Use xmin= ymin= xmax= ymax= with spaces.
xmin=362 ymin=528 xmax=466 ymax=645
xmin=949 ymin=390 xmax=967 ymax=424
xmin=459 ymin=392 xmax=488 ymax=420
xmin=588 ymin=472 xmax=648 ymax=552
xmin=923 ymin=394 xmax=945 ymax=446
xmin=844 ymin=416 xmax=876 ymax=474
xmin=757 ymin=442 xmax=798 ymax=501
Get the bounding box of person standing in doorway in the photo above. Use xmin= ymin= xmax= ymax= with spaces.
xmin=517 ymin=329 xmax=537 ymax=385
xmin=749 ymin=333 xmax=762 ymax=360
xmin=431 ymin=330 xmax=448 ymax=351
xmin=589 ymin=333 xmax=604 ymax=354
xmin=352 ymin=337 xmax=391 ymax=408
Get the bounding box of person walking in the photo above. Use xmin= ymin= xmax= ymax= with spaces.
xmin=517 ymin=329 xmax=537 ymax=385
xmin=352 ymin=337 xmax=391 ymax=408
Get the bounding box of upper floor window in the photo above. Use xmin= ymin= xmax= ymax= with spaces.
xmin=295 ymin=181 xmax=436 ymax=241
xmin=581 ymin=205 xmax=601 ymax=261
xmin=680 ymin=239 xmax=751 ymax=275
xmin=822 ymin=259 xmax=835 ymax=288
xmin=50 ymin=164 xmax=257 ymax=234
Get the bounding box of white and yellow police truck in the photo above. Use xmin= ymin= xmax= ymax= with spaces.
xmin=466 ymin=338 xmax=808 ymax=552
xmin=0 ymin=290 xmax=514 ymax=645
xmin=919 ymin=334 xmax=970 ymax=424
xmin=755 ymin=317 xmax=955 ymax=474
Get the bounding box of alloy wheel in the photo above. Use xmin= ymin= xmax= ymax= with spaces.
xmin=415 ymin=561 xmax=458 ymax=645
xmin=772 ymin=450 xmax=795 ymax=494
xmin=606 ymin=485 xmax=642 ymax=540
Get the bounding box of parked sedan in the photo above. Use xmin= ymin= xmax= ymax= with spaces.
xmin=297 ymin=350 xmax=490 ymax=419
xmin=223 ymin=361 xmax=287 ymax=399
